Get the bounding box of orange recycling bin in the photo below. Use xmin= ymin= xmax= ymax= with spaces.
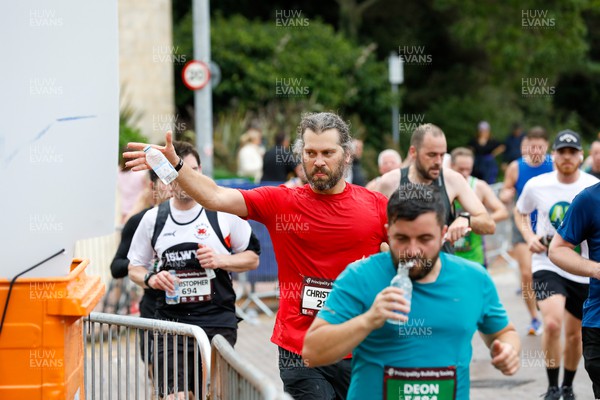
xmin=0 ymin=259 xmax=104 ymax=400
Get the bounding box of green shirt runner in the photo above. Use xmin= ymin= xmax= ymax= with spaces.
xmin=453 ymin=176 xmax=485 ymax=266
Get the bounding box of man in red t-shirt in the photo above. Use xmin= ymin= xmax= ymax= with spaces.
xmin=125 ymin=112 xmax=389 ymax=399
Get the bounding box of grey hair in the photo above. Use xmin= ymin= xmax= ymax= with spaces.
xmin=410 ymin=123 xmax=445 ymax=150
xmin=377 ymin=149 xmax=401 ymax=167
xmin=292 ymin=112 xmax=353 ymax=157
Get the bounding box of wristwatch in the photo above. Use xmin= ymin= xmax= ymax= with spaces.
xmin=458 ymin=212 xmax=471 ymax=227
xmin=143 ymin=271 xmax=156 ymax=288
xmin=174 ymin=157 xmax=184 ymax=172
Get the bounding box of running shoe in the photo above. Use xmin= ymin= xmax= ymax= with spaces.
xmin=542 ymin=386 xmax=561 ymax=400
xmin=516 ymin=287 xmax=523 ymax=295
xmin=528 ymin=318 xmax=543 ymax=336
xmin=561 ymin=385 xmax=576 ymax=400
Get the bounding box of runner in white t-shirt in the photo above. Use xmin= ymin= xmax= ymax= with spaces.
xmin=128 ymin=142 xmax=261 ymax=399
xmin=515 ymin=130 xmax=598 ymax=400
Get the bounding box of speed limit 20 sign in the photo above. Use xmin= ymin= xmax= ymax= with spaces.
xmin=182 ymin=60 xmax=211 ymax=90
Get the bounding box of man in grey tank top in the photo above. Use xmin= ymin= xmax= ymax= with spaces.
xmin=376 ymin=123 xmax=495 ymax=250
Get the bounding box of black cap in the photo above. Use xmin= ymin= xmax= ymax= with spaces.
xmin=553 ymin=129 xmax=582 ymax=151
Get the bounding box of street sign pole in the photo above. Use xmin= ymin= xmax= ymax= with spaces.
xmin=392 ymin=83 xmax=399 ymax=145
xmin=193 ymin=0 xmax=213 ymax=177
xmin=388 ymin=53 xmax=404 ymax=146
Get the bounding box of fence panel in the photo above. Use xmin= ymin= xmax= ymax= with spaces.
xmin=485 ymin=182 xmax=518 ymax=269
xmin=211 ymin=334 xmax=293 ymax=400
xmin=83 ymin=312 xmax=211 ymax=400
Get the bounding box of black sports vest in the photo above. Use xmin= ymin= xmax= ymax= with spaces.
xmin=399 ymin=167 xmax=455 ymax=253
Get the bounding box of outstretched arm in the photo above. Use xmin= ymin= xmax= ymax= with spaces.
xmin=124 ymin=131 xmax=248 ymax=217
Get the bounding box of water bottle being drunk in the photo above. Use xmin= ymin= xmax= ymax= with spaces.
xmin=387 ymin=260 xmax=414 ymax=325
xmin=144 ymin=145 xmax=178 ymax=185
xmin=165 ymin=269 xmax=180 ymax=305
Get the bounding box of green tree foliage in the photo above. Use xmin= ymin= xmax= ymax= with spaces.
xmin=432 ymin=0 xmax=589 ymax=133
xmin=173 ymin=13 xmax=391 ymax=174
xmin=171 ymin=0 xmax=600 ymax=175
xmin=359 ymin=0 xmax=597 ymax=145
xmin=335 ymin=0 xmax=382 ymax=40
xmin=118 ymin=105 xmax=147 ymax=168
xmin=437 ymin=0 xmax=588 ymax=85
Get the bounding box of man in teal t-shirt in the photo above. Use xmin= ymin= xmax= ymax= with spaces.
xmin=303 ymin=187 xmax=520 ymax=400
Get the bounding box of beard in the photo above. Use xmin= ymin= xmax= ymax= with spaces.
xmin=556 ymin=162 xmax=578 ymax=175
xmin=390 ymin=250 xmax=440 ymax=281
xmin=415 ymin=158 xmax=441 ymax=181
xmin=304 ymin=157 xmax=347 ymax=192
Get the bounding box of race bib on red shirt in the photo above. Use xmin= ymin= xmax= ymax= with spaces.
xmin=300 ymin=276 xmax=333 ymax=316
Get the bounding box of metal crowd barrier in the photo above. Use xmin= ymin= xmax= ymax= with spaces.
xmin=485 ymin=182 xmax=518 ymax=269
xmin=83 ymin=312 xmax=211 ymax=399
xmin=211 ymin=335 xmax=293 ymax=400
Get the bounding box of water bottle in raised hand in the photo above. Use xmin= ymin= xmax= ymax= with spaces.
xmin=387 ymin=260 xmax=414 ymax=325
xmin=144 ymin=146 xmax=178 ymax=185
